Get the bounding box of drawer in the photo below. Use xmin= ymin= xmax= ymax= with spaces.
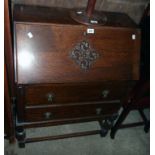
xmin=25 ymin=82 xmax=130 ymax=106
xmin=25 ymin=101 xmax=121 ymax=122
xmin=15 ymin=23 xmax=140 ymax=84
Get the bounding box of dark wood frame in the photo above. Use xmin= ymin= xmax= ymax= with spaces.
xmin=86 ymin=0 xmax=97 ymax=17
xmin=4 ymin=0 xmax=15 ymax=143
xmin=110 ymin=81 xmax=150 ymax=139
xmin=16 ymin=114 xmax=117 ymax=147
xmin=15 ymin=84 xmax=119 ymax=147
xmin=12 ymin=2 xmax=141 ymax=147
xmin=4 ymin=62 xmax=15 ymax=143
xmin=110 ymin=108 xmax=149 ymax=139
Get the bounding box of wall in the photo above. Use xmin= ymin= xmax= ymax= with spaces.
xmin=12 ymin=0 xmax=149 ymax=23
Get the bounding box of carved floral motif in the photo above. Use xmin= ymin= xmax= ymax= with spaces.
xmin=70 ymin=41 xmax=99 ymax=70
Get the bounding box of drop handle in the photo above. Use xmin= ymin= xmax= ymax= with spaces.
xmin=43 ymin=112 xmax=53 ymax=120
xmin=102 ymin=90 xmax=109 ymax=98
xmin=46 ymin=93 xmax=54 ymax=102
xmin=96 ymin=108 xmax=102 ymax=115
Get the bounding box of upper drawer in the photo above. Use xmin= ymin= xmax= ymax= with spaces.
xmin=25 ymin=82 xmax=130 ymax=106
xmin=14 ymin=23 xmax=140 ymax=84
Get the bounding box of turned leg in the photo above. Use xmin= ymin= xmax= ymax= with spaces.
xmin=110 ymin=108 xmax=130 ymax=139
xmin=99 ymin=119 xmax=109 ymax=137
xmin=16 ymin=126 xmax=26 ymax=148
xmin=99 ymin=114 xmax=118 ymax=137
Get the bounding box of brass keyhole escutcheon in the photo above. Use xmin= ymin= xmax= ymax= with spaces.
xmin=96 ymin=108 xmax=102 ymax=115
xmin=46 ymin=93 xmax=54 ymax=102
xmin=43 ymin=112 xmax=52 ymax=120
xmin=102 ymin=90 xmax=109 ymax=98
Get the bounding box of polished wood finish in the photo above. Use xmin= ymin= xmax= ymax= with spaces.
xmin=14 ymin=5 xmax=137 ymax=28
xmin=25 ymin=101 xmax=120 ymax=122
xmin=4 ymin=62 xmax=15 ymax=143
xmin=13 ymin=5 xmax=141 ymax=147
xmin=15 ymin=23 xmax=140 ymax=84
xmin=86 ymin=0 xmax=97 ymax=17
xmin=25 ymin=82 xmax=130 ymax=105
xmin=4 ymin=0 xmax=15 ymax=143
xmin=4 ymin=0 xmax=15 ymax=95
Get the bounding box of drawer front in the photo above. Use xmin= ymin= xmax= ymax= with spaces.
xmin=25 ymin=102 xmax=120 ymax=122
xmin=25 ymin=82 xmax=130 ymax=106
xmin=15 ymin=23 xmax=140 ymax=84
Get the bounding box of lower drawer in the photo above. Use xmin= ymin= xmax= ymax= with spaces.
xmin=25 ymin=101 xmax=121 ymax=122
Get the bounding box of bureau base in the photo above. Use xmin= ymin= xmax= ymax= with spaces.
xmin=16 ymin=114 xmax=118 ymax=148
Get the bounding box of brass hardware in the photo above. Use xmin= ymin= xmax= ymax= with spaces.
xmin=46 ymin=93 xmax=54 ymax=102
xmin=43 ymin=112 xmax=52 ymax=120
xmin=96 ymin=108 xmax=102 ymax=115
xmin=102 ymin=90 xmax=109 ymax=98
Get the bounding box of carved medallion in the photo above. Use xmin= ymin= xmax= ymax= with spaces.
xmin=70 ymin=41 xmax=99 ymax=70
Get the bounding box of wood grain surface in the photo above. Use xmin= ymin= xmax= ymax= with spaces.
xmin=25 ymin=82 xmax=130 ymax=105
xmin=25 ymin=101 xmax=120 ymax=122
xmin=15 ymin=22 xmax=140 ymax=84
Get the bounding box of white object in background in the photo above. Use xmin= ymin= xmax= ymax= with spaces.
xmin=90 ymin=20 xmax=98 ymax=24
xmin=27 ymin=32 xmax=33 ymax=39
xmin=77 ymin=11 xmax=83 ymax=14
xmin=87 ymin=28 xmax=95 ymax=34
xmin=132 ymin=34 xmax=136 ymax=40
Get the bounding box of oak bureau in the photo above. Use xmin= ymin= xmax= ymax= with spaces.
xmin=13 ymin=3 xmax=140 ymax=147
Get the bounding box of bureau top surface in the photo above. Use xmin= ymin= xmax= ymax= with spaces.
xmin=14 ymin=4 xmax=137 ymax=28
